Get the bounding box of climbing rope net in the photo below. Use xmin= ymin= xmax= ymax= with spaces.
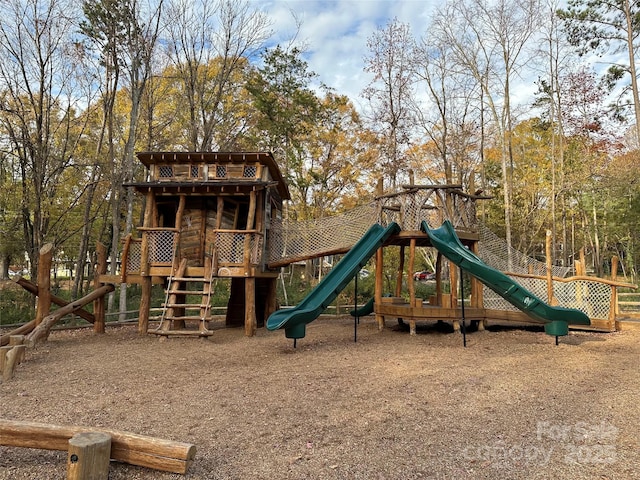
xmin=268 ymin=187 xmax=615 ymax=321
xmin=268 ymin=186 xmax=478 ymax=266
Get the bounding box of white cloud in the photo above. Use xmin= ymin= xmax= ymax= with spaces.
xmin=255 ymin=1 xmax=439 ymax=106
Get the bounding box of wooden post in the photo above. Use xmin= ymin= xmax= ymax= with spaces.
xmin=93 ymin=243 xmax=108 ymax=334
xmin=244 ymin=191 xmax=257 ymax=273
xmin=408 ymin=238 xmax=417 ymax=335
xmin=138 ymin=192 xmax=155 ymax=334
xmin=138 ymin=277 xmax=152 ymax=335
xmin=0 ymin=346 xmax=12 ymax=381
xmin=67 ymin=432 xmax=111 ymax=480
xmin=435 ymin=253 xmax=443 ymax=306
xmin=610 ymin=256 xmax=619 ymax=328
xmin=120 ymin=235 xmax=131 ymax=283
xmin=1 ymin=343 xmax=25 ymax=382
xmin=375 ymin=247 xmax=384 ymax=330
xmin=545 ymin=230 xmax=554 ymax=304
xmin=395 ymin=246 xmax=405 ymax=297
xmin=245 ymin=277 xmax=256 ymax=336
xmin=35 ymin=243 xmax=54 ymax=326
xmin=470 ymin=240 xmax=485 ymax=330
xmin=449 ymin=261 xmax=459 ymax=331
xmin=9 ymin=335 xmax=26 ymax=364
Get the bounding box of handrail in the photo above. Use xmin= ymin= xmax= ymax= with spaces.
xmin=137 ymin=227 xmax=179 ymax=232
xmin=504 ymin=271 xmax=637 ymax=289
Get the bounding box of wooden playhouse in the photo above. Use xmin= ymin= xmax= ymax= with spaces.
xmin=117 ymin=151 xmax=289 ymax=337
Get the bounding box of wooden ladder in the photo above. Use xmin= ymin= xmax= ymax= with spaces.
xmin=151 ymin=258 xmax=215 ymax=337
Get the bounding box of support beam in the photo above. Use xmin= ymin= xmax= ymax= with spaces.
xmin=13 ymin=277 xmax=95 ymax=324
xmin=375 ymin=247 xmax=384 ymax=331
xmin=245 ymin=277 xmax=256 ymax=336
xmin=26 ymin=285 xmax=115 ymax=346
xmin=93 ymin=243 xmax=108 ymax=334
xmin=408 ymin=239 xmax=417 ymax=335
xmin=36 ymin=243 xmax=54 ymax=326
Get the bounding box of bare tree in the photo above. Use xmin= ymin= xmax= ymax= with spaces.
xmin=82 ymin=0 xmax=164 ymax=317
xmin=432 ymin=0 xmax=543 ymax=261
xmin=163 ymin=0 xmax=271 ymax=151
xmin=0 ymin=0 xmax=91 ymax=277
xmin=534 ymin=0 xmax=576 ymax=265
xmin=362 ymin=17 xmax=417 ymax=190
xmin=413 ymin=32 xmax=482 ymax=187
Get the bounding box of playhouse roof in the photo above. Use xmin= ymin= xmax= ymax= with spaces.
xmin=132 ymin=151 xmax=290 ymax=200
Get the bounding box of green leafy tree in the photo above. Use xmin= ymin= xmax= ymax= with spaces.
xmin=163 ymin=0 xmax=271 ymax=151
xmin=0 ymin=153 xmax=23 ymax=279
xmin=246 ymin=45 xmax=322 ymax=219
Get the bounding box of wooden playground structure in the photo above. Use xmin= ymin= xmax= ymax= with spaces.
xmin=1 ymin=151 xmax=637 ymax=478
xmin=1 ymin=150 xmax=636 ymax=363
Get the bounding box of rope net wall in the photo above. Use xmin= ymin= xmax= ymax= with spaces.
xmin=477 ymin=223 xmax=572 ymax=278
xmin=268 ymin=187 xmax=479 ymax=266
xmin=268 ymin=203 xmax=379 ymax=265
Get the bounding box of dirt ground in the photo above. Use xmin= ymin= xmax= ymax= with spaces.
xmin=1 ymin=316 xmax=639 ymax=479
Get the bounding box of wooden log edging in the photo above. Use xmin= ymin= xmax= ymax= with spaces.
xmin=0 ymin=418 xmax=197 ymax=475
xmin=0 ymin=336 xmax=26 ymax=381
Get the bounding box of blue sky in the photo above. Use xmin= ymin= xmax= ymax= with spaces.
xmin=255 ymin=1 xmax=438 ymax=110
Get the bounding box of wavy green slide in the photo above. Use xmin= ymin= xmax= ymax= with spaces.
xmin=421 ymin=220 xmax=590 ymax=336
xmin=267 ymin=222 xmax=401 ymax=339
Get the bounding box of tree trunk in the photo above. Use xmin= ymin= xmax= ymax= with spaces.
xmin=624 ymin=0 xmax=640 ymax=145
xmin=0 ymin=253 xmax=9 ymax=280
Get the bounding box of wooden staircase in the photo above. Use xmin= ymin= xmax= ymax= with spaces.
xmin=150 ymin=258 xmax=215 ymax=337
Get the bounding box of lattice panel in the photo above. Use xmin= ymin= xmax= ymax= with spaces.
xmin=126 ymin=241 xmax=141 ymax=273
xmin=243 ymin=165 xmax=258 ymax=178
xmin=270 ymin=189 xmax=482 ymax=265
xmin=215 ymin=232 xmax=263 ymax=264
xmin=554 ymin=279 xmax=612 ymax=319
xmin=158 ymin=165 xmax=173 ymax=178
xmin=482 ymin=277 xmax=613 ymax=320
xmin=147 ymin=230 xmax=177 ymax=264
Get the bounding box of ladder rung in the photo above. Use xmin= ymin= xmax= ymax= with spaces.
xmin=171 ymin=277 xmax=207 ymax=282
xmin=148 ymin=329 xmax=213 ymax=336
xmin=164 ymin=315 xmax=211 ymax=321
xmin=167 ymin=289 xmax=206 ymax=295
xmin=163 ymin=303 xmax=209 ymax=309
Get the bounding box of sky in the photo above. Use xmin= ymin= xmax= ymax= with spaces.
xmin=254 ymin=1 xmax=439 ymax=111
xmin=252 ymin=1 xmax=626 ymax=127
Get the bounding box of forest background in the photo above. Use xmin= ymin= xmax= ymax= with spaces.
xmin=1 ymin=0 xmax=640 ymax=320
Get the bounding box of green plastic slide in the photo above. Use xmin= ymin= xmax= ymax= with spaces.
xmin=421 ymin=220 xmax=590 ymax=336
xmin=350 ymin=297 xmax=375 ymax=317
xmin=267 ymin=222 xmax=401 ymax=339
